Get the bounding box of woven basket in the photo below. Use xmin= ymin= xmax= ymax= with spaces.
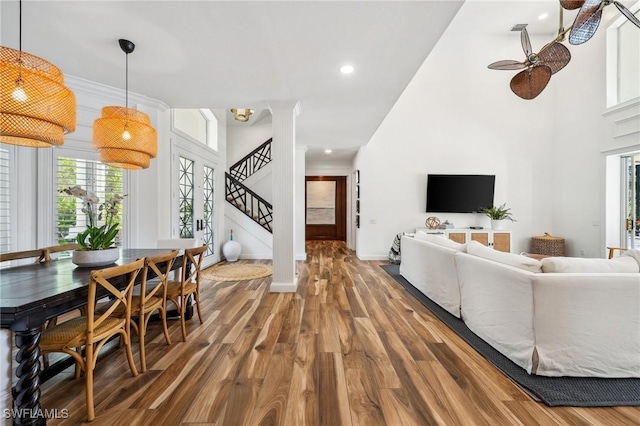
xmin=531 ymin=233 xmax=565 ymax=256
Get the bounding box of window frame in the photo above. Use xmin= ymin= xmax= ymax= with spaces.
xmin=37 ymin=145 xmax=132 ymax=249
xmin=606 ymin=2 xmax=640 ymax=108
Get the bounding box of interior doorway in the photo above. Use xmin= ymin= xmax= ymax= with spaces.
xmin=305 ymin=176 xmax=347 ymax=241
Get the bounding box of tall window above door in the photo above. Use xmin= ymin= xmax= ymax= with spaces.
xmin=172 ymin=109 xmax=218 ymax=151
xmin=606 ymin=4 xmax=640 ymax=107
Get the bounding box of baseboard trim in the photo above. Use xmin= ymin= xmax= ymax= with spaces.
xmin=270 ymin=277 xmax=298 ymax=293
xmin=239 ymin=254 xmax=273 ymax=260
xmin=357 ymin=254 xmax=389 ymax=261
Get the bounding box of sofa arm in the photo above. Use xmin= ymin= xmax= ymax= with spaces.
xmin=399 ymin=236 xmax=461 ymax=317
xmin=455 ymin=252 xmax=536 ymax=373
xmin=533 ymin=273 xmax=640 ymax=377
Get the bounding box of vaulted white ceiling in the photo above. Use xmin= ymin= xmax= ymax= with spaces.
xmin=3 ymin=1 xmax=625 ymax=163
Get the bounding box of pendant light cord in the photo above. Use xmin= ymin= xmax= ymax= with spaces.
xmin=18 ymin=0 xmax=22 ymax=52
xmin=125 ymin=50 xmax=129 ymax=110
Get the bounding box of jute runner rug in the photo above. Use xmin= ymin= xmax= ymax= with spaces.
xmin=202 ymin=262 xmax=272 ymax=281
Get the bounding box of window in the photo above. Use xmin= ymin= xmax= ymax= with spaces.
xmin=0 ymin=147 xmax=10 ymax=253
xmin=56 ymin=157 xmax=124 ymax=247
xmin=179 ymin=156 xmax=194 ymax=238
xmin=203 ymin=165 xmax=214 ymax=256
xmin=606 ymin=4 xmax=640 ymax=107
xmin=172 ymin=109 xmax=218 ymax=151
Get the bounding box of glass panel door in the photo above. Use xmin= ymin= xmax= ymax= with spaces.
xmin=622 ymin=154 xmax=639 ymax=249
xmin=176 ymin=152 xmax=216 ymax=264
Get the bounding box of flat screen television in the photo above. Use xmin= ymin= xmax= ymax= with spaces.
xmin=426 ymin=174 xmax=495 ymax=213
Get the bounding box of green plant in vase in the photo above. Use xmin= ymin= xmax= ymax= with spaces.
xmin=482 ymin=203 xmax=516 ymax=221
xmin=482 ymin=203 xmax=515 ymax=230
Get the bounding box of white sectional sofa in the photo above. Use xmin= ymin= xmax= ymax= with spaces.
xmin=399 ymin=232 xmax=464 ymax=317
xmin=399 ymin=232 xmax=640 ymax=378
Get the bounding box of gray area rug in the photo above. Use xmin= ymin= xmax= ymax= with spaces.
xmin=381 ymin=264 xmax=640 ymax=407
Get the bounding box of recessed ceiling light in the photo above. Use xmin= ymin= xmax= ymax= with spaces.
xmin=324 ymin=149 xmax=332 ymax=154
xmin=340 ymin=65 xmax=354 ymax=74
xmin=538 ymin=12 xmax=549 ymax=20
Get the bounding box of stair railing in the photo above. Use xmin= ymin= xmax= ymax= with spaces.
xmin=225 ymin=172 xmax=273 ymax=233
xmin=229 ymin=138 xmax=272 ymax=182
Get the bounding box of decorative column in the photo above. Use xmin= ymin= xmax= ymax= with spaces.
xmin=268 ymin=101 xmax=301 ymax=292
xmin=295 ymin=146 xmax=308 ymax=261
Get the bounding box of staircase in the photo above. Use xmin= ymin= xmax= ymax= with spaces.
xmin=225 ymin=138 xmax=273 ymax=233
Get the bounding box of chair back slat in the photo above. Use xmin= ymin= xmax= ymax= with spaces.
xmin=86 ymin=259 xmax=144 ymax=343
xmin=180 ymin=245 xmax=207 ymax=295
xmin=41 ymin=243 xmax=80 ymax=261
xmin=141 ymin=251 xmax=178 ymax=311
xmin=0 ymin=248 xmax=47 ymax=263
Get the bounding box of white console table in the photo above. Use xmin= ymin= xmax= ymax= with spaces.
xmin=416 ymin=228 xmax=511 ymax=253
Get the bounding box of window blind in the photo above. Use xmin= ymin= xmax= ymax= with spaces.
xmin=0 ymin=148 xmax=10 ymax=253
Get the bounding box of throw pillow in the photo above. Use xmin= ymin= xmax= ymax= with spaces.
xmin=466 ymin=240 xmax=542 ymax=272
xmin=541 ymin=256 xmax=640 ymax=273
xmin=415 ymin=232 xmax=466 ymax=252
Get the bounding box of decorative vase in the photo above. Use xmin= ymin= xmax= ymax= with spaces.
xmin=72 ymin=247 xmax=120 ymax=268
xmin=490 ymin=219 xmax=507 ymax=230
xmin=222 ymin=229 xmax=241 ymax=262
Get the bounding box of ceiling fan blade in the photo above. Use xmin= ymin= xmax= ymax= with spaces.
xmin=614 ymin=1 xmax=640 ymax=28
xmin=560 ymin=0 xmax=585 ymax=10
xmin=538 ymin=42 xmax=571 ymax=74
xmin=510 ymin=66 xmax=552 ymax=100
xmin=569 ymin=0 xmax=603 ymax=45
xmin=521 ymin=27 xmax=532 ymax=56
xmin=488 ymin=60 xmax=527 ymax=70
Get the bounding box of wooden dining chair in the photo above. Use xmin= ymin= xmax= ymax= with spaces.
xmin=166 ymin=245 xmax=207 ymax=342
xmin=41 ymin=243 xmax=80 ymax=261
xmin=607 ymin=246 xmax=628 ymax=259
xmin=97 ymin=251 xmax=177 ymax=372
xmin=0 ymin=248 xmax=48 ymax=264
xmin=39 ymin=259 xmax=142 ymax=422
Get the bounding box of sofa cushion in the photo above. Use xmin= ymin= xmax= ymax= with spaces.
xmin=621 ymin=249 xmax=640 ymax=268
xmin=541 ymin=256 xmax=640 ymax=273
xmin=415 ymin=232 xmax=466 ymax=252
xmin=466 ymin=240 xmax=542 ymax=272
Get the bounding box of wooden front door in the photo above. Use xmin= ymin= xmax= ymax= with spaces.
xmin=305 ymin=176 xmax=347 ymax=241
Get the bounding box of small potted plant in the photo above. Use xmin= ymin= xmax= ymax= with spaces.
xmin=482 ymin=203 xmax=515 ymax=230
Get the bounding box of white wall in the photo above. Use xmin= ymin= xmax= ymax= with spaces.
xmin=226 ymin=121 xmax=273 ymax=166
xmin=354 ymin=1 xmax=638 ymax=260
xmin=354 ymin=7 xmax=555 ymax=259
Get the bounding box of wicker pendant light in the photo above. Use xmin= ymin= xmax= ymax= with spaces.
xmin=93 ymin=39 xmax=157 ymax=170
xmin=0 ymin=0 xmax=76 ymax=147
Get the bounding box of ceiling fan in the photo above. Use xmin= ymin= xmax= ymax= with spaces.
xmin=488 ymin=27 xmax=571 ymax=99
xmin=488 ymin=0 xmax=639 ymax=100
xmin=562 ymin=0 xmax=640 ymax=45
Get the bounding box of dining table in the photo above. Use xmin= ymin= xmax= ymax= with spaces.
xmin=0 ymin=248 xmax=187 ymax=426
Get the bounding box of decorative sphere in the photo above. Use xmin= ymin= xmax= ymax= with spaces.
xmin=425 ymin=216 xmax=441 ymax=229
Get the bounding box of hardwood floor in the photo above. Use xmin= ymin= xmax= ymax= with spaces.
xmin=40 ymin=241 xmax=640 ymax=425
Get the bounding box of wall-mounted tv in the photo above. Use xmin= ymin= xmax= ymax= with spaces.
xmin=426 ymin=174 xmax=495 ymax=213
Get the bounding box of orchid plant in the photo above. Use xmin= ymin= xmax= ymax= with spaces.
xmin=59 ymin=185 xmax=126 ymax=250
